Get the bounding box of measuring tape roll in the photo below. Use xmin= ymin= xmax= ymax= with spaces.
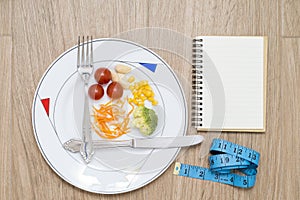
xmin=173 ymin=139 xmax=260 ymax=188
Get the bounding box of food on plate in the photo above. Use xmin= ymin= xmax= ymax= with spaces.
xmin=88 ymin=84 xmax=104 ymax=100
xmin=111 ymin=71 xmax=130 ymax=89
xmin=128 ymin=80 xmax=158 ymax=106
xmin=107 ymin=82 xmax=124 ymax=99
xmin=132 ymin=106 xmax=158 ymax=136
xmin=111 ymin=71 xmax=120 ymax=82
xmin=115 ymin=64 xmax=131 ymax=74
xmin=94 ymin=68 xmax=112 ymax=84
xmin=92 ymin=99 xmax=134 ymax=139
xmin=90 ymin=64 xmax=160 ymax=137
xmin=127 ymin=76 xmax=135 ymax=83
xmin=118 ymin=79 xmax=130 ymax=89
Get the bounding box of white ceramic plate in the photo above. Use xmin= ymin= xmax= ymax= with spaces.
xmin=32 ymin=39 xmax=188 ymax=194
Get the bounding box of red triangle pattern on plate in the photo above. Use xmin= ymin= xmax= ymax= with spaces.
xmin=41 ymin=98 xmax=50 ymax=116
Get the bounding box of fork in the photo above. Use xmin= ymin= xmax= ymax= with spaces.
xmin=77 ymin=36 xmax=94 ymax=163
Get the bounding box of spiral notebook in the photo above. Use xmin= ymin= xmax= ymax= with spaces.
xmin=191 ymin=36 xmax=267 ymax=132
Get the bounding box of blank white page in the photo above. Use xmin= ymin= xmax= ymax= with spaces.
xmin=197 ymin=36 xmax=266 ymax=132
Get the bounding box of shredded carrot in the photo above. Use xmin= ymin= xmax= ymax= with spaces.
xmin=92 ymin=98 xmax=135 ymax=139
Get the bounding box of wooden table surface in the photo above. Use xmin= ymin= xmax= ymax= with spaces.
xmin=1 ymin=0 xmax=299 ymax=199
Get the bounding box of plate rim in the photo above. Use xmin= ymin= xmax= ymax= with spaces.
xmin=31 ymin=38 xmax=188 ymax=194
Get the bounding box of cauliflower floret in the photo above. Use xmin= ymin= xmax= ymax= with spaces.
xmin=132 ymin=106 xmax=158 ymax=135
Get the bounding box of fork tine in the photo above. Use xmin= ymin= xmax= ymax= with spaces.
xmin=81 ymin=36 xmax=85 ymax=66
xmin=90 ymin=36 xmax=93 ymax=66
xmin=86 ymin=36 xmax=89 ymax=66
xmin=77 ymin=36 xmax=80 ymax=67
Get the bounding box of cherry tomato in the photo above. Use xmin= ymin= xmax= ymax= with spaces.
xmin=88 ymin=84 xmax=104 ymax=100
xmin=107 ymin=82 xmax=123 ymax=99
xmin=94 ymin=68 xmax=112 ymax=84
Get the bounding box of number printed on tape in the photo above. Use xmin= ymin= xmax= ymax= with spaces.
xmin=173 ymin=139 xmax=260 ymax=188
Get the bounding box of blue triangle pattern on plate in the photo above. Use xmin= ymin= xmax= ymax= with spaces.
xmin=139 ymin=63 xmax=157 ymax=72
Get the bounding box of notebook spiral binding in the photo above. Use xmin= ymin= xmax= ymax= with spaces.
xmin=191 ymin=38 xmax=203 ymax=127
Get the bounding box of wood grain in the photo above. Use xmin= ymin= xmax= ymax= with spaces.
xmin=279 ymin=38 xmax=300 ymax=199
xmin=1 ymin=0 xmax=299 ymax=199
xmin=282 ymin=0 xmax=300 ymax=36
xmin=0 ymin=36 xmax=12 ymax=200
xmin=0 ymin=0 xmax=11 ymax=35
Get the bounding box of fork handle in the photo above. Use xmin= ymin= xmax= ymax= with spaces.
xmin=80 ymin=83 xmax=94 ymax=163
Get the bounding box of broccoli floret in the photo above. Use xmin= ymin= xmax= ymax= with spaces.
xmin=132 ymin=106 xmax=158 ymax=135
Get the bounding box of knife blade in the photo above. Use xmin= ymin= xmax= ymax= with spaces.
xmin=63 ymin=135 xmax=204 ymax=153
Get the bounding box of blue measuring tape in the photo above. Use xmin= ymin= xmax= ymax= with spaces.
xmin=173 ymin=139 xmax=260 ymax=188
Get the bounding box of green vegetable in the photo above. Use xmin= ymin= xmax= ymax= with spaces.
xmin=132 ymin=106 xmax=158 ymax=135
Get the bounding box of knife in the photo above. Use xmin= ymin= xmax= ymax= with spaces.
xmin=63 ymin=135 xmax=204 ymax=153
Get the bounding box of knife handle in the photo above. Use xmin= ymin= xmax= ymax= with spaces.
xmin=64 ymin=139 xmax=134 ymax=153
